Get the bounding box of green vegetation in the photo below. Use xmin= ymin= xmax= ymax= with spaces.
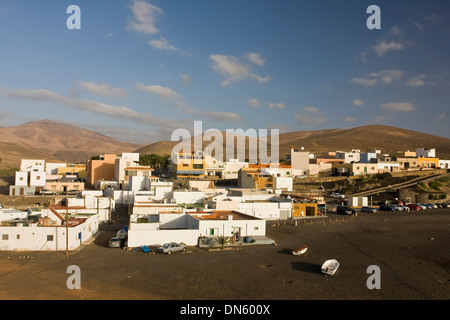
xmin=139 ymin=154 xmax=170 ymax=170
xmin=428 ymin=193 xmax=446 ymax=200
xmin=215 ymin=235 xmax=230 ymax=249
xmin=375 ymin=172 xmax=392 ymax=180
xmin=0 ymin=167 xmax=19 ymax=176
xmin=428 ymin=180 xmax=442 ymax=191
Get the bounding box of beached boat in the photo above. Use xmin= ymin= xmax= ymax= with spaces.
xmin=292 ymin=245 xmax=308 ymax=255
xmin=116 ymin=228 xmax=128 ymax=240
xmin=321 ymin=259 xmax=339 ymax=275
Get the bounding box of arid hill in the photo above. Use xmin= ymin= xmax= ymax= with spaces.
xmin=136 ymin=125 xmax=450 ymax=161
xmin=1 ymin=121 xmax=448 ymax=168
xmin=0 ymin=119 xmax=139 ymax=167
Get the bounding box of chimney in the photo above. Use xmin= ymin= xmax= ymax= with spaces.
xmin=228 ymin=215 xmax=233 ymax=221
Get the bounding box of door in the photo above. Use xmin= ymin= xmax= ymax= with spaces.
xmin=233 ymin=227 xmax=241 ymax=242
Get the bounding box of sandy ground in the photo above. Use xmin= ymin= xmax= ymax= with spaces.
xmin=0 ymin=210 xmax=448 ymax=305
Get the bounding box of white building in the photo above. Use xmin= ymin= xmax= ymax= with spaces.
xmin=127 ymin=210 xmax=267 ymax=247
xmin=115 ymin=153 xmax=140 ymax=188
xmin=215 ymin=197 xmax=292 ymax=220
xmin=416 ymin=148 xmax=436 ymax=158
xmin=223 ymin=159 xmax=249 ymax=179
xmin=45 ymin=162 xmax=67 ymax=175
xmin=439 ymin=160 xmax=450 ymax=169
xmin=0 ymin=209 xmax=99 ymax=251
xmin=10 ymin=164 xmax=46 ymax=196
xmin=335 ymin=150 xmax=361 ymax=163
xmin=20 ymin=159 xmax=45 ymax=172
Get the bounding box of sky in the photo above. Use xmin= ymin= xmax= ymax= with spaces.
xmin=0 ymin=0 xmax=449 ymax=144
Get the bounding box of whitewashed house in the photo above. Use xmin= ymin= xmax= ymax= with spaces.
xmin=10 ymin=159 xmax=47 ymax=196
xmin=0 ymin=207 xmax=99 ymax=251
xmin=127 ymin=210 xmax=267 ymax=247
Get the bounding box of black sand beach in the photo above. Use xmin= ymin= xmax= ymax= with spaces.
xmin=0 ymin=210 xmax=448 ymax=302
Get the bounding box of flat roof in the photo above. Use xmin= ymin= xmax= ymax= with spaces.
xmin=189 ymin=210 xmax=260 ymax=221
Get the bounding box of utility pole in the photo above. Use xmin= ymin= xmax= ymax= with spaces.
xmin=66 ymin=198 xmax=69 ymax=257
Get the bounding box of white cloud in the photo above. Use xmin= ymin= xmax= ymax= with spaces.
xmin=1 ymin=88 xmax=184 ymax=129
xmin=245 ymin=52 xmax=265 ymax=66
xmin=372 ymin=40 xmax=405 ymax=57
xmin=437 ymin=113 xmax=446 ymax=120
xmin=368 ymin=70 xmax=403 ymax=84
xmin=127 ymin=0 xmax=163 ymax=35
xmin=295 ymin=106 xmax=327 ymax=124
xmin=135 ymin=83 xmax=242 ymax=122
xmin=148 ymin=37 xmax=178 ymax=51
xmin=413 ymin=22 xmax=424 ymax=31
xmin=374 ymin=115 xmax=386 ymax=122
xmin=425 ymin=13 xmax=439 ymax=22
xmin=351 ymin=70 xmax=403 ymax=86
xmin=351 ymin=78 xmax=378 ymax=86
xmin=135 ymin=83 xmax=182 ymax=102
xmin=180 ymin=74 xmax=193 ymax=85
xmin=303 ymin=106 xmax=320 ymax=113
xmin=79 ymin=82 xmax=128 ymax=99
xmin=343 ymin=116 xmax=357 ymax=122
xmin=380 ymin=102 xmax=415 ymax=112
xmin=247 ymin=98 xmax=259 ymax=107
xmin=406 ymin=74 xmax=427 ymax=87
xmin=389 ymin=25 xmax=402 ymax=37
xmin=210 ymin=54 xmax=271 ymax=86
xmin=353 ymin=99 xmax=364 ymax=106
xmin=268 ymin=102 xmax=285 ymax=109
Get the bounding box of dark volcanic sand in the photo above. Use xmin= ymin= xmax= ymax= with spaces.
xmin=0 ymin=210 xmax=448 ymax=301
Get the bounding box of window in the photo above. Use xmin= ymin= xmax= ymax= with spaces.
xmin=254 ymin=227 xmax=259 ymax=231
xmin=47 ymin=235 xmax=54 ymax=241
xmin=36 ymin=176 xmax=40 ymax=180
xmin=2 ymin=234 xmax=8 ymax=240
xmin=193 ymin=164 xmax=203 ymax=169
xmin=17 ymin=234 xmax=20 ymax=240
xmin=19 ymin=177 xmax=24 ymax=181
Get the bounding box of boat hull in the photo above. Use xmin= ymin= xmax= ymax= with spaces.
xmin=321 ymin=259 xmax=339 ymax=275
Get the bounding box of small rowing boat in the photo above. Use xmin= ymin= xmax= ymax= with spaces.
xmin=292 ymin=245 xmax=308 ymax=256
xmin=321 ymin=259 xmax=339 ymax=275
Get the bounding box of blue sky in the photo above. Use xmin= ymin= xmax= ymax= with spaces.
xmin=0 ymin=0 xmax=449 ymax=143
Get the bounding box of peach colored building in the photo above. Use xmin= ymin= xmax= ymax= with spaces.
xmin=45 ymin=181 xmax=85 ymax=193
xmin=86 ymin=154 xmax=116 ymax=187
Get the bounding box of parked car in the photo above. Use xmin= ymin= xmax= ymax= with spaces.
xmin=417 ymin=204 xmax=427 ymax=210
xmin=361 ymin=206 xmax=377 ymax=213
xmin=407 ymin=204 xmax=422 ymax=211
xmin=108 ymin=237 xmax=121 ymax=248
xmin=39 ymin=189 xmax=56 ymax=195
xmin=66 ymin=190 xmax=81 ymax=195
xmin=157 ymin=242 xmax=187 ymax=254
xmin=336 ymin=206 xmax=356 ymax=215
xmin=398 ymin=205 xmax=410 ymax=212
xmin=330 ymin=192 xmax=345 ymax=199
xmin=379 ymin=205 xmax=395 ymax=212
xmin=426 ymin=203 xmax=438 ymax=209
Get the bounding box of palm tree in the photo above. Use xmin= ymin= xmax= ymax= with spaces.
xmin=215 ymin=235 xmax=230 ymax=249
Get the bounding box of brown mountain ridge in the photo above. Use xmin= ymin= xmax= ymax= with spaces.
xmin=0 ymin=120 xmax=449 ymax=168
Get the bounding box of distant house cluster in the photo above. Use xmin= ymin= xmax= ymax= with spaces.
xmin=1 ymin=146 xmax=447 ymax=252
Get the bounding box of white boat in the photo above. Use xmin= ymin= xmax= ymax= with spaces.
xmin=292 ymin=245 xmax=308 ymax=256
xmin=321 ymin=259 xmax=339 ymax=275
xmin=116 ymin=229 xmax=128 ymax=240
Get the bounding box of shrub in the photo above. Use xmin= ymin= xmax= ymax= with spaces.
xmin=428 ymin=181 xmax=442 ymax=191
